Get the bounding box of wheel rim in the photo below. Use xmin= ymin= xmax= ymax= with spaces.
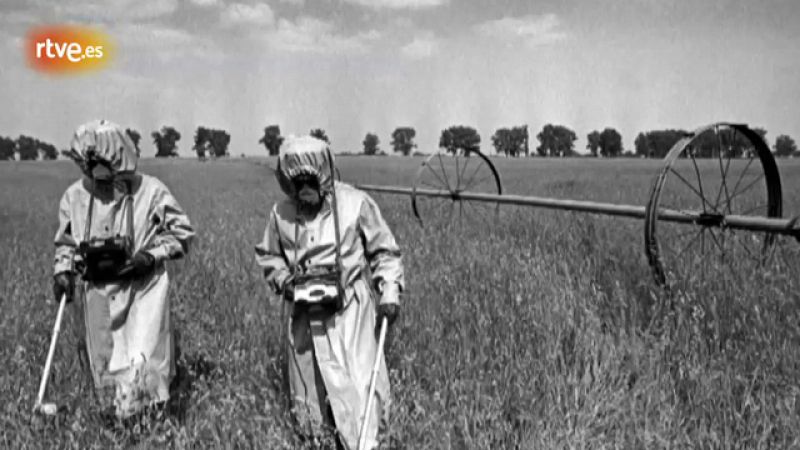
xmin=644 ymin=123 xmax=783 ymax=288
xmin=411 ymin=149 xmax=503 ymax=228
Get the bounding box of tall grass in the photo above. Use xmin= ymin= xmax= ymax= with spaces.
xmin=1 ymin=157 xmax=799 ymax=449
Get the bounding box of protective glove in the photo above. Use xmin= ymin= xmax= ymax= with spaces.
xmin=117 ymin=251 xmax=156 ymax=280
xmin=52 ymin=272 xmax=75 ymax=304
xmin=376 ymin=282 xmax=400 ymax=328
xmin=377 ymin=303 xmax=399 ymax=328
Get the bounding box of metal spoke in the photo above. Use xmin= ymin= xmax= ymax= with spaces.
xmin=420 ymin=180 xmax=442 ymax=190
xmin=458 ymin=155 xmax=471 ymax=191
xmin=728 ymin=229 xmax=757 ymax=260
xmin=739 ymin=203 xmax=769 ymax=216
xmin=674 ymin=228 xmax=704 ymax=257
xmin=689 ymin=151 xmax=709 ymax=213
xmin=727 ymin=173 xmax=765 ymax=206
xmin=464 ymin=174 xmax=495 ymax=192
xmin=671 ymin=226 xmax=703 ymax=240
xmin=436 ymin=152 xmax=452 ymax=192
xmin=706 ymin=229 xmax=743 ymax=284
xmin=714 ymin=126 xmax=733 ymax=214
xmin=669 ymin=167 xmax=716 ymax=211
xmin=726 ymin=154 xmax=756 ymax=206
xmin=461 ymin=161 xmax=485 ymax=192
xmin=707 ymin=228 xmax=726 ymax=254
xmin=424 ymin=161 xmax=450 ymax=190
xmin=455 ymin=154 xmax=462 ymax=190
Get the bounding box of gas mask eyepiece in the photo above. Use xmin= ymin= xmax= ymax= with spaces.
xmin=84 ymin=149 xmax=114 ymax=182
xmin=292 ymin=174 xmax=322 ymax=207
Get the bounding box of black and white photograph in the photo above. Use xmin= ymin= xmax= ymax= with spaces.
xmin=2 ymin=0 xmax=800 ymax=448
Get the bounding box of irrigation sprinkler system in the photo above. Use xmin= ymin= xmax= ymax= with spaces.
xmin=344 ymin=123 xmax=800 ymax=287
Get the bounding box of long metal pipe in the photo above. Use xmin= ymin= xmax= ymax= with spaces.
xmin=356 ymin=184 xmax=800 ymax=236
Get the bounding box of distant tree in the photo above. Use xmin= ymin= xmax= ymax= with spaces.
xmin=0 ymin=136 xmax=15 ymax=160
xmin=194 ymin=126 xmax=231 ymax=159
xmin=126 ymin=128 xmax=142 ymax=157
xmin=774 ymin=134 xmax=798 ymax=157
xmin=310 ymin=128 xmax=329 ymax=143
xmin=519 ymin=125 xmax=530 ymax=156
xmin=14 ymin=135 xmax=57 ymax=160
xmin=391 ymin=127 xmax=416 ymax=156
xmin=536 ymin=124 xmax=577 ymax=157
xmin=363 ymin=133 xmax=380 ymax=155
xmin=492 ymin=128 xmax=512 ymax=156
xmin=598 ymin=128 xmax=623 ymax=157
xmin=152 ymin=126 xmax=181 ymax=157
xmin=634 ymin=132 xmax=649 ymax=157
xmin=635 ymin=130 xmax=687 ymax=158
xmin=39 ymin=142 xmax=58 ymax=160
xmin=209 ymin=129 xmax=231 ymax=158
xmin=16 ymin=135 xmax=39 ymax=160
xmin=682 ymin=126 xmax=768 ymax=159
xmin=492 ymin=126 xmax=528 ymax=157
xmin=747 ymin=127 xmax=768 ymax=150
xmin=193 ymin=126 xmax=211 ymax=160
xmin=741 ymin=127 xmax=768 ymax=158
xmin=753 ymin=127 xmax=768 ymax=143
xmin=258 ymin=125 xmax=283 ymax=156
xmin=586 ymin=131 xmax=601 ymax=157
xmin=440 ymin=125 xmax=480 ymax=156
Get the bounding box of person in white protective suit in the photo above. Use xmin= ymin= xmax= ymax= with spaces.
xmin=255 ymin=135 xmax=404 ymax=449
xmin=52 ymin=119 xmax=195 ymax=419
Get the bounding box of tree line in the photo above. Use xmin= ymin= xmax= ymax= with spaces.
xmin=0 ymin=135 xmax=59 ymax=160
xmin=1 ymin=123 xmax=798 ymax=161
xmin=258 ymin=124 xmax=799 ymax=159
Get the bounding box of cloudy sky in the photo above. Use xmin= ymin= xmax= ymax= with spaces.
xmin=1 ymin=0 xmax=799 ymax=155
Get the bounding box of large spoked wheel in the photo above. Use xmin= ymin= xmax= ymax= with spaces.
xmin=411 ymin=149 xmax=503 ymax=227
xmin=644 ymin=123 xmax=783 ymax=288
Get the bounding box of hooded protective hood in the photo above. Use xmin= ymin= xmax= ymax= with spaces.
xmin=276 ymin=135 xmax=335 ymax=198
xmin=66 ymin=119 xmax=138 ymax=176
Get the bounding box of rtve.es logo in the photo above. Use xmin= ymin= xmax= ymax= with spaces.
xmin=26 ymin=26 xmax=114 ymax=74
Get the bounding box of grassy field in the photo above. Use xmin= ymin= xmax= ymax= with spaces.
xmin=2 ymin=156 xmax=800 ymax=449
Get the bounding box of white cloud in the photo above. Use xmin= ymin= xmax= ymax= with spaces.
xmin=0 ymin=10 xmax=38 ymax=25
xmin=118 ymin=23 xmax=195 ymax=46
xmin=266 ymin=17 xmax=380 ymax=54
xmin=476 ymin=14 xmax=568 ymax=47
xmin=341 ymin=0 xmax=447 ymax=9
xmin=188 ymin=0 xmax=221 ymax=7
xmin=115 ymin=23 xmax=224 ymax=61
xmin=5 ymin=35 xmax=24 ymax=53
xmin=52 ymin=0 xmax=179 ymax=22
xmin=222 ymin=3 xmax=275 ymax=26
xmin=401 ymin=33 xmax=439 ymax=59
xmin=277 ymin=0 xmax=305 ymax=4
xmin=104 ymin=69 xmax=158 ymax=87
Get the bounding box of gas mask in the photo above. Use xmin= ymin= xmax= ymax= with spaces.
xmin=77 ymin=150 xmax=134 ymax=282
xmin=292 ymin=174 xmax=323 ymax=211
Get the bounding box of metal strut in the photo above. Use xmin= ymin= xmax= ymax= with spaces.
xmin=355 ymin=184 xmax=800 ymax=237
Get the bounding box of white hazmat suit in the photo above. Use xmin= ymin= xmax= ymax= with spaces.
xmin=255 ymin=136 xmax=404 ymax=449
xmin=53 ymin=120 xmax=195 ymax=418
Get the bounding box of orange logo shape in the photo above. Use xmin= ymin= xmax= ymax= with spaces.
xmin=26 ymin=25 xmax=114 ymax=74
